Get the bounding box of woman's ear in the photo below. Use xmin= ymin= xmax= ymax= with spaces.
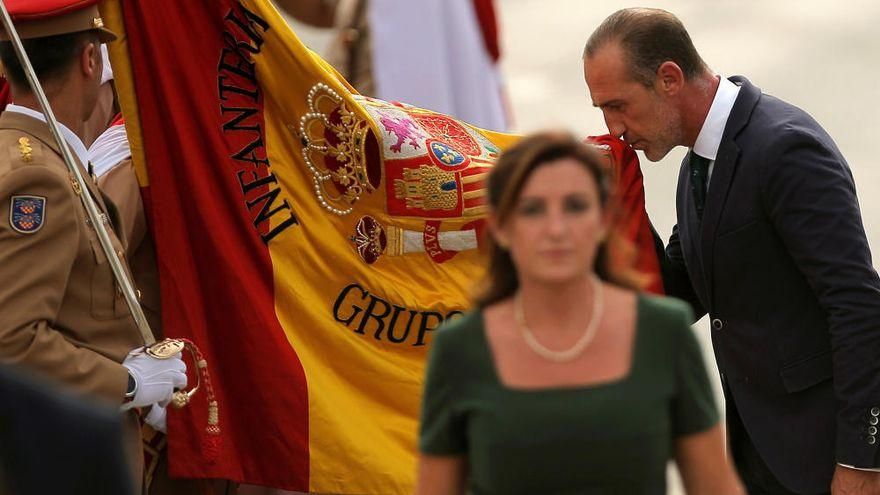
xmin=597 ymin=205 xmax=613 ymax=243
xmin=487 ymin=210 xmax=510 ymax=249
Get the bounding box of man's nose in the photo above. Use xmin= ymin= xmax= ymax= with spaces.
xmin=604 ymin=114 xmax=625 ymax=139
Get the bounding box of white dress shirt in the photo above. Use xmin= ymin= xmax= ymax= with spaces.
xmin=690 ymin=80 xmax=880 ymax=474
xmin=691 ymin=76 xmax=740 ymax=186
xmin=3 ymin=103 xmax=90 ymax=168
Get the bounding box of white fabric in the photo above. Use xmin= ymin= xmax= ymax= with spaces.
xmin=401 ymin=228 xmax=478 ymax=253
xmin=87 ymin=122 xmax=131 ymax=177
xmin=838 ymin=463 xmax=880 ymax=472
xmin=692 ymin=76 xmax=740 ymax=184
xmin=100 ymin=44 xmax=114 ymax=85
xmin=368 ymin=0 xmax=508 ymax=131
xmin=4 ymin=103 xmax=90 ymax=167
xmin=144 ymin=404 xmax=168 ymax=433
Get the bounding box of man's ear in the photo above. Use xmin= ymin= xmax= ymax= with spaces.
xmin=80 ymin=40 xmax=100 ymax=80
xmin=656 ymin=61 xmax=685 ymax=96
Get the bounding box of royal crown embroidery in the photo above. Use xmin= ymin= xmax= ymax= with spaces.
xmin=295 ymin=83 xmax=378 ymax=216
xmin=292 ymin=86 xmax=502 ymax=265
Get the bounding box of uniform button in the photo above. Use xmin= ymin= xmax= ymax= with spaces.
xmin=871 ymin=407 xmax=880 ymax=417
xmin=869 ymin=436 xmax=877 ymax=445
xmin=870 ymin=426 xmax=878 ymax=436
xmin=871 ymin=416 xmax=879 ymax=426
xmin=711 ymin=318 xmax=723 ymax=330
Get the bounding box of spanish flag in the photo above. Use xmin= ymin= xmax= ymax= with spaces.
xmin=102 ymin=0 xmax=659 ymax=492
xmin=104 ymin=0 xmax=516 ymax=492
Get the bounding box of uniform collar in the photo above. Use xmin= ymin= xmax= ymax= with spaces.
xmin=692 ymin=76 xmax=741 ymax=161
xmin=3 ymin=103 xmax=90 ymax=167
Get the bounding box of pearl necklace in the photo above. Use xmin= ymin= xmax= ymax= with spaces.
xmin=514 ymin=277 xmax=604 ymax=362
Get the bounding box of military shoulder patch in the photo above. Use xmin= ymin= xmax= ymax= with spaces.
xmin=9 ymin=195 xmax=46 ymax=234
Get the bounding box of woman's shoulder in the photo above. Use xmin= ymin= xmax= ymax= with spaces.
xmin=430 ymin=309 xmax=486 ymax=354
xmin=634 ymin=295 xmax=705 ymax=373
xmin=638 ymin=293 xmax=693 ymax=322
xmin=427 ymin=309 xmax=491 ymax=382
xmin=636 ymin=293 xmax=695 ymax=342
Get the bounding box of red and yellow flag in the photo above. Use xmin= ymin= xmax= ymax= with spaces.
xmin=102 ymin=0 xmax=659 ymax=492
xmin=104 ymin=0 xmax=516 ymax=492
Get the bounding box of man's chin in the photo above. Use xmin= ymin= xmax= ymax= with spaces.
xmin=641 ymin=145 xmax=675 ymax=162
xmin=642 ymin=149 xmax=665 ymax=162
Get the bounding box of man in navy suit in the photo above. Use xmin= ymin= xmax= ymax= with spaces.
xmin=583 ymin=8 xmax=880 ymax=495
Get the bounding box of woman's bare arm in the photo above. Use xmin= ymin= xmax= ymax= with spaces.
xmin=676 ymin=423 xmax=745 ymax=495
xmin=415 ymin=454 xmax=466 ymax=495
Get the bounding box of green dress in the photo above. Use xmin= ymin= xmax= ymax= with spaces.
xmin=419 ymin=294 xmax=718 ymax=494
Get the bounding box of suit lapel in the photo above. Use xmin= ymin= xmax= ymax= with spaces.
xmin=699 ymin=76 xmax=761 ymax=306
xmin=676 ymin=154 xmax=709 ymax=304
xmin=0 ymin=112 xmax=109 ymax=214
xmin=700 ymin=140 xmax=741 ymax=298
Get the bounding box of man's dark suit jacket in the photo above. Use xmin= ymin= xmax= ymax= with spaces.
xmin=663 ymin=76 xmax=880 ymax=493
xmin=0 ymin=365 xmax=134 ymax=495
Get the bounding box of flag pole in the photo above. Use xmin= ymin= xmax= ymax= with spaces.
xmin=0 ymin=0 xmax=157 ymax=345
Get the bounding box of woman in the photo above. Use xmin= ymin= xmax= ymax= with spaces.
xmin=416 ymin=132 xmax=743 ymax=494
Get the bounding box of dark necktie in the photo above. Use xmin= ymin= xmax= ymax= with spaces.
xmin=689 ymin=152 xmax=710 ymax=219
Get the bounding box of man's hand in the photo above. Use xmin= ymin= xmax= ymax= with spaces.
xmin=120 ymin=347 xmax=187 ymax=411
xmin=832 ymin=465 xmax=880 ymax=494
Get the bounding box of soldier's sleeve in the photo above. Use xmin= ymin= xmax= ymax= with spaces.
xmin=0 ymin=163 xmax=129 ymax=404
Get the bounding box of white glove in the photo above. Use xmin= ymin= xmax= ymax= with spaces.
xmin=121 ymin=347 xmax=187 ymax=411
xmin=144 ymin=404 xmax=167 ymax=433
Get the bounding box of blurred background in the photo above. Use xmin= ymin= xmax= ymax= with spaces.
xmin=285 ymin=1 xmax=880 ymax=492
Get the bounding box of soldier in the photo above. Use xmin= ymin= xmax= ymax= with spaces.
xmin=0 ymin=0 xmax=187 ymax=490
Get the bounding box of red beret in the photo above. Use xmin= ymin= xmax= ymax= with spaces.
xmin=0 ymin=0 xmax=116 ymax=42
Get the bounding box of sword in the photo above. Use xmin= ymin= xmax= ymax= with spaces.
xmin=0 ymin=0 xmax=219 ymax=414
xmin=0 ymin=1 xmax=156 ymax=345
xmin=0 ymin=7 xmax=228 ymax=456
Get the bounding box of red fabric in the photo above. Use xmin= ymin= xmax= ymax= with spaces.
xmin=122 ymin=1 xmax=309 ymax=489
xmin=471 ymin=0 xmax=500 ymax=63
xmin=0 ymin=76 xmax=10 ymax=112
xmin=109 ymin=112 xmax=124 ymax=127
xmin=5 ymin=0 xmax=98 ymax=19
xmin=587 ymin=135 xmax=664 ymax=294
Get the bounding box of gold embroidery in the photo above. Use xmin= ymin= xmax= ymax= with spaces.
xmin=352 ymin=216 xmax=387 ymax=264
xmin=69 ymin=173 xmax=82 ymax=196
xmin=18 ymin=137 xmax=32 ymax=162
xmin=393 ymin=166 xmax=458 ymax=211
xmin=385 ymin=225 xmax=403 ymax=257
xmin=294 ymin=83 xmax=375 ymax=216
